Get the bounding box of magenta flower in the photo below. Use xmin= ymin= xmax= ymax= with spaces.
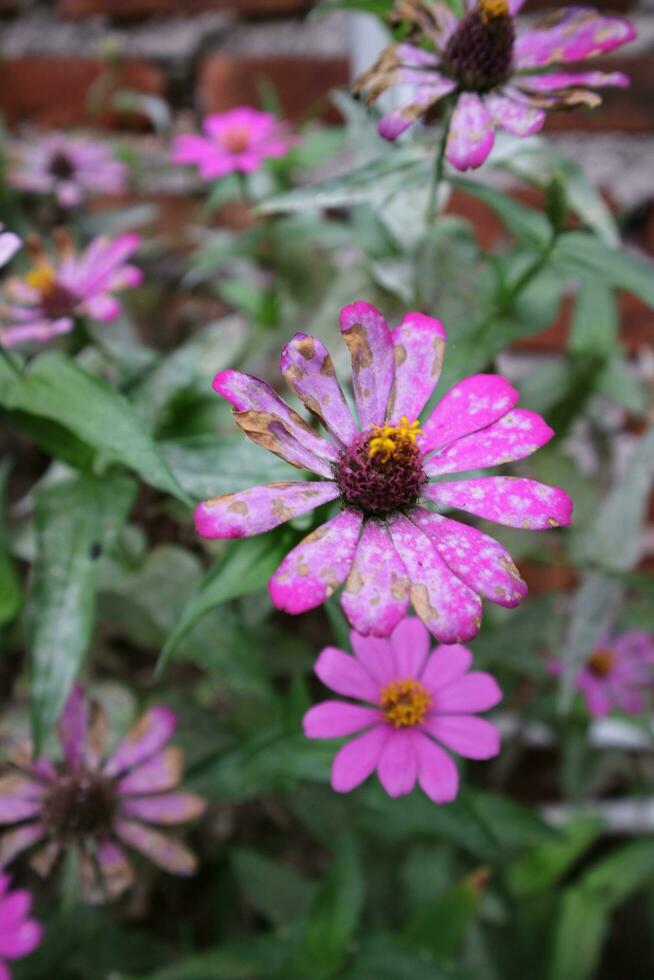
xmin=574 ymin=631 xmax=654 ymax=718
xmin=8 ymin=133 xmax=127 ymax=208
xmin=0 ymin=685 xmax=206 ymax=903
xmin=0 ymin=231 xmax=141 ymax=348
xmin=0 ymin=874 xmax=42 ymax=980
xmin=171 ymin=107 xmax=293 ymax=180
xmin=196 ymin=302 xmax=572 ymax=644
xmin=353 ymin=0 xmax=636 ymax=170
xmin=304 ymin=617 xmax=501 ymax=802
xmin=0 ymin=227 xmax=21 ymax=272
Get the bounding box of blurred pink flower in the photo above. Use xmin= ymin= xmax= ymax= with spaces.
xmin=0 ymin=874 xmax=42 ymax=980
xmin=0 ymin=227 xmax=21 ymax=271
xmin=575 ymin=631 xmax=654 ymax=718
xmin=0 ymin=685 xmax=206 ymax=904
xmin=354 ymin=0 xmax=636 ymax=170
xmin=171 ymin=107 xmax=293 ymax=179
xmin=196 ymin=302 xmax=572 ymax=644
xmin=304 ymin=617 xmax=502 ymax=802
xmin=8 ymin=133 xmax=127 ymax=208
xmin=0 ymin=231 xmax=141 ymax=348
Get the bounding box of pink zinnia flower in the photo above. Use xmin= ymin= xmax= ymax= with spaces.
xmin=171 ymin=107 xmax=293 ymax=179
xmin=8 ymin=133 xmax=127 ymax=208
xmin=0 ymin=685 xmax=206 ymax=903
xmin=196 ymin=302 xmax=573 ymax=644
xmin=574 ymin=631 xmax=654 ymax=718
xmin=304 ymin=617 xmax=502 ymax=802
xmin=0 ymin=874 xmax=42 ymax=980
xmin=0 ymin=230 xmax=141 ymax=348
xmin=0 ymin=227 xmax=21 ymax=272
xmin=353 ymin=0 xmax=636 ymax=170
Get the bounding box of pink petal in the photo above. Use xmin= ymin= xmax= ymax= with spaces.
xmin=0 ymin=797 xmax=42 ymax=825
xmin=386 ymin=313 xmax=447 ymax=424
xmin=0 ymin=232 xmax=21 ymax=269
xmin=339 ymin=301 xmax=395 ymax=430
xmin=519 ymin=70 xmax=630 ymax=92
xmin=420 ymin=644 xmax=473 ymax=692
xmin=515 ymin=10 xmax=637 ymax=69
xmin=414 ymin=733 xmax=459 ymax=803
xmin=280 ymin=333 xmax=357 ymax=446
xmin=171 ymin=133 xmax=214 ymax=164
xmin=378 ymin=76 xmax=456 ymax=141
xmin=423 ymin=715 xmax=501 ymax=759
xmin=104 ymin=706 xmax=177 ymax=778
xmin=303 ymin=702 xmax=381 ymax=738
xmin=331 ymin=725 xmax=391 ymax=793
xmin=213 ymin=369 xmax=339 ymax=462
xmin=232 ymin=410 xmax=333 ymax=478
xmin=390 ymin=516 xmax=482 ymax=644
xmin=0 ymin=890 xmax=30 ymax=928
xmin=0 ymin=918 xmax=42 ymax=960
xmin=195 ymin=481 xmax=339 ymax=539
xmin=29 ymin=841 xmax=60 ymax=878
xmin=57 ymin=683 xmax=88 ymax=771
xmin=350 ymin=633 xmax=397 ymax=686
xmin=314 ymin=647 xmax=380 ymax=702
xmin=578 ymin=677 xmax=611 ymax=718
xmin=413 ymin=508 xmax=527 ymax=609
xmin=82 ymin=294 xmax=121 ymax=322
xmin=81 ymin=840 xmax=134 ymax=903
xmin=0 ymin=823 xmax=45 ymax=867
xmin=377 ymin=730 xmax=418 ymax=797
xmin=120 ymin=792 xmax=206 ymax=825
xmin=425 ymin=409 xmax=553 ymax=476
xmin=114 ymin=820 xmax=197 ymax=876
xmin=424 ymin=477 xmax=573 ymax=530
xmin=484 ymin=93 xmax=546 ymax=136
xmin=390 ymin=617 xmax=431 ymax=679
xmin=117 ymin=747 xmax=183 ymax=796
xmin=421 ymin=374 xmax=519 ymax=454
xmin=269 ymin=510 xmax=362 ymax=614
xmin=435 ymin=673 xmax=502 ymax=713
xmin=0 ymin=317 xmax=74 ymax=348
xmin=341 ymin=522 xmax=409 ymax=638
xmin=446 ymin=93 xmax=495 ymax=172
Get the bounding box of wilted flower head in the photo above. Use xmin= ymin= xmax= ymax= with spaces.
xmin=0 ymin=874 xmax=42 ymax=979
xmin=573 ymin=631 xmax=654 ymax=718
xmin=0 ymin=230 xmax=141 ymax=348
xmin=0 ymin=227 xmax=21 ymax=272
xmin=353 ymin=0 xmax=636 ymax=169
xmin=304 ymin=617 xmax=502 ymax=802
xmin=8 ymin=133 xmax=128 ymax=208
xmin=171 ymin=107 xmax=294 ymax=179
xmin=0 ymin=685 xmax=206 ymax=903
xmin=196 ymin=302 xmax=572 ymax=644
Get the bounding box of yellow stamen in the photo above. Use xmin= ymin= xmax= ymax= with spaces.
xmin=24 ymin=261 xmax=57 ymax=296
xmin=588 ymin=648 xmax=616 ymax=678
xmin=368 ymin=417 xmax=423 ymax=463
xmin=478 ymin=0 xmax=509 ymax=20
xmin=380 ymin=678 xmax=432 ymax=728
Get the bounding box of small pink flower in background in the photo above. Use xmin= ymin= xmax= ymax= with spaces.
xmin=353 ymin=0 xmax=636 ymax=170
xmin=304 ymin=617 xmax=502 ymax=802
xmin=8 ymin=133 xmax=128 ymax=208
xmin=196 ymin=301 xmax=572 ymax=644
xmin=172 ymin=107 xmax=294 ymax=179
xmin=574 ymin=631 xmax=654 ymax=718
xmin=0 ymin=874 xmax=42 ymax=980
xmin=0 ymin=685 xmax=206 ymax=904
xmin=0 ymin=230 xmax=141 ymax=349
xmin=0 ymin=227 xmax=21 ymax=272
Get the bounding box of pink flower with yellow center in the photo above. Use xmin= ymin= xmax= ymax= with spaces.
xmin=575 ymin=631 xmax=654 ymax=718
xmin=196 ymin=302 xmax=573 ymax=644
xmin=0 ymin=874 xmax=42 ymax=980
xmin=304 ymin=617 xmax=502 ymax=802
xmin=353 ymin=0 xmax=636 ymax=170
xmin=0 ymin=231 xmax=141 ymax=349
xmin=171 ymin=107 xmax=294 ymax=180
xmin=0 ymin=686 xmax=206 ymax=904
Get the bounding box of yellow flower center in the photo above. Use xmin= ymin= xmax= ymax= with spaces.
xmin=380 ymin=678 xmax=432 ymax=728
xmin=24 ymin=261 xmax=57 ymax=296
xmin=478 ymin=0 xmax=510 ymax=21
xmin=222 ymin=127 xmax=251 ymax=153
xmin=588 ymin=648 xmax=616 ymax=678
xmin=368 ymin=417 xmax=423 ymax=463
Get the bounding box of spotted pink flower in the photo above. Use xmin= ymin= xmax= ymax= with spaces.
xmin=8 ymin=133 xmax=127 ymax=208
xmin=172 ymin=107 xmax=293 ymax=180
xmin=0 ymin=231 xmax=141 ymax=348
xmin=304 ymin=617 xmax=502 ymax=802
xmin=353 ymin=0 xmax=636 ymax=170
xmin=574 ymin=631 xmax=654 ymax=718
xmin=0 ymin=874 xmax=42 ymax=980
xmin=0 ymin=685 xmax=206 ymax=904
xmin=196 ymin=302 xmax=572 ymax=644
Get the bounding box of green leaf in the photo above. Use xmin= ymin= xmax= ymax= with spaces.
xmin=450 ymin=178 xmax=551 ymax=249
xmin=553 ymin=232 xmax=654 ymax=307
xmin=161 ymin=435 xmax=292 ymax=500
xmin=547 ymin=888 xmax=609 ymax=980
xmin=568 ymin=279 xmax=617 ymax=356
xmin=157 ymin=528 xmax=296 ymax=671
xmin=26 ymin=473 xmax=136 ymax=749
xmin=0 ymin=352 xmax=190 ymax=504
xmin=128 ymin=937 xmax=286 ymax=980
xmin=506 ymin=818 xmax=602 ymax=898
xmin=579 ymin=839 xmax=654 ymax=911
xmin=403 ymin=871 xmax=485 ymax=961
xmin=0 ymin=459 xmax=21 ymax=626
xmin=231 ymin=847 xmax=317 ymax=928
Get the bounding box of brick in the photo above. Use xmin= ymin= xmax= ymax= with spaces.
xmin=520 ymin=560 xmax=578 ymax=594
xmin=512 ymin=293 xmax=654 ymax=353
xmin=59 ymin=0 xmax=310 ymax=17
xmin=0 ymin=57 xmax=165 ymax=128
xmin=199 ymin=54 xmax=349 ymax=123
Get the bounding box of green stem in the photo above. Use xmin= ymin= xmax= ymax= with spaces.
xmin=0 ymin=344 xmax=22 ymax=377
xmin=426 ymin=99 xmax=454 ymax=224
